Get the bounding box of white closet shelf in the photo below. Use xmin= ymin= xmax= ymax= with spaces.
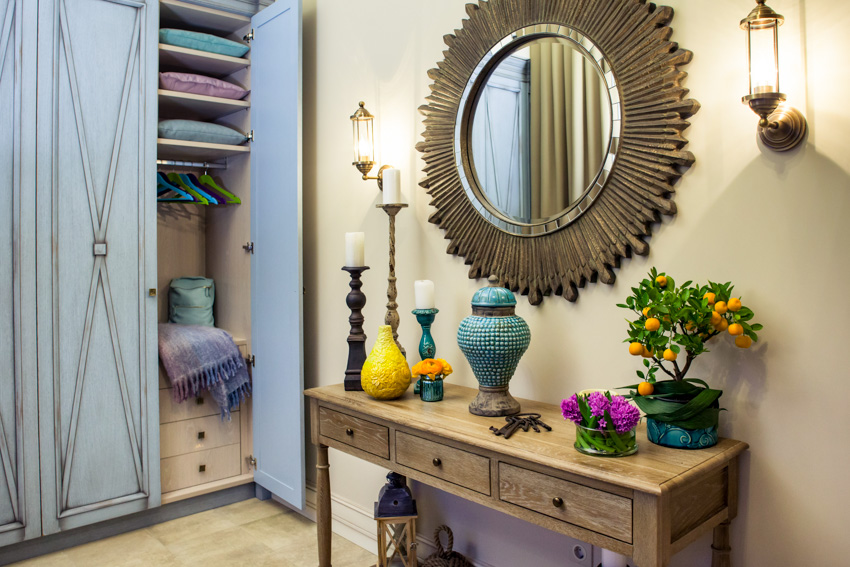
xmin=159 ymin=44 xmax=249 ymax=77
xmin=157 ymin=139 xmax=250 ymax=161
xmin=158 ymin=89 xmax=249 ymax=121
xmin=160 ymin=0 xmax=251 ymax=37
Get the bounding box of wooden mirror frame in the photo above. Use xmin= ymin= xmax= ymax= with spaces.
xmin=416 ymin=0 xmax=699 ymax=304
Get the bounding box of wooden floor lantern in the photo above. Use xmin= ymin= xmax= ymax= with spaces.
xmin=374 ymin=472 xmax=418 ymax=567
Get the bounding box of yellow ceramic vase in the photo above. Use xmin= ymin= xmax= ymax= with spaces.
xmin=361 ymin=325 xmax=411 ymax=400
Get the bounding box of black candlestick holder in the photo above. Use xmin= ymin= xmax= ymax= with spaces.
xmin=342 ymin=266 xmax=369 ymax=391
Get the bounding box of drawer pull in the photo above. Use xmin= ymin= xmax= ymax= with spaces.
xmin=196 ymin=397 xmax=204 ymax=405
xmin=552 ymin=497 xmax=564 ymax=508
xmin=345 ymin=428 xmax=354 ymax=436
xmin=432 ymin=457 xmax=442 ymax=467
xmin=198 ymin=431 xmax=205 ymax=440
xmin=199 ymin=464 xmax=206 ymax=473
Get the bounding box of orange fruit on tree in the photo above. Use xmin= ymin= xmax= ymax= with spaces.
xmin=703 ymin=292 xmax=716 ymax=305
xmin=663 ymin=348 xmax=677 ymax=361
xmin=728 ymin=297 xmax=742 ymax=312
xmin=655 ymin=275 xmax=667 ymax=287
xmin=734 ymin=335 xmax=752 ymax=349
xmin=629 ymin=342 xmax=644 ymax=356
xmin=710 ymin=311 xmax=722 ymax=326
xmin=645 ymin=317 xmax=661 ymax=332
xmin=685 ymin=321 xmax=696 ymax=331
xmin=642 ymin=307 xmax=651 ymax=317
xmin=637 ymin=381 xmax=654 ymax=396
xmin=728 ymin=323 xmax=744 ymax=336
xmin=715 ymin=319 xmax=729 ymax=332
xmin=641 ymin=346 xmax=654 ymax=358
xmin=715 ymin=300 xmax=728 ymax=314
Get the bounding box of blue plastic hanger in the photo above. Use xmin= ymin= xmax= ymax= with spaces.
xmin=157 ymin=172 xmax=194 ymax=202
xmin=170 ymin=173 xmax=218 ymax=205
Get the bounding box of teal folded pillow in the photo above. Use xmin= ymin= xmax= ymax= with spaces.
xmin=158 ymin=120 xmax=247 ymax=146
xmin=160 ymin=29 xmax=249 ymax=58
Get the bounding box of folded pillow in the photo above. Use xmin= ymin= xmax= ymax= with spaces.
xmin=158 ymin=120 xmax=248 ymax=146
xmin=159 ymin=29 xmax=250 ymax=58
xmin=160 ymin=72 xmax=249 ymax=100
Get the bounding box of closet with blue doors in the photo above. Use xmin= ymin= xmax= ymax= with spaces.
xmin=0 ymin=0 xmax=303 ymax=552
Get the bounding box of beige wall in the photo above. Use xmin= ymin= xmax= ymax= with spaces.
xmin=301 ymin=0 xmax=850 ymax=565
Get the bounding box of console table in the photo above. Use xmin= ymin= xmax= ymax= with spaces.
xmin=305 ymin=384 xmax=748 ymax=567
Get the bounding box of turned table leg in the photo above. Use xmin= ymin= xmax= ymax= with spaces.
xmin=317 ymin=444 xmax=332 ymax=567
xmin=711 ymin=520 xmax=731 ymax=567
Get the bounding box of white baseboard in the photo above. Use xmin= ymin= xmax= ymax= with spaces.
xmin=285 ymin=483 xmax=495 ymax=567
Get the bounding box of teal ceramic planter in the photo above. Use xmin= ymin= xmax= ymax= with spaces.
xmin=419 ymin=379 xmax=444 ymax=402
xmin=457 ymin=277 xmax=530 ymax=416
xmin=646 ymin=418 xmax=718 ymax=449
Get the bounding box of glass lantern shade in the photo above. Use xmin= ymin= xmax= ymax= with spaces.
xmin=741 ymin=1 xmax=784 ymax=97
xmin=350 ymin=102 xmax=375 ymax=168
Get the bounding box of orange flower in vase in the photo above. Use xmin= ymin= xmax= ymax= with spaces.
xmin=411 ymin=358 xmax=453 ymax=402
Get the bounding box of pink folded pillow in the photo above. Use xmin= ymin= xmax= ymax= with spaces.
xmin=159 ymin=72 xmax=249 ymax=100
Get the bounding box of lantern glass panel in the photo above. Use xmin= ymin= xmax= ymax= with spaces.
xmin=748 ymin=21 xmax=780 ymax=95
xmin=352 ymin=117 xmax=374 ymax=163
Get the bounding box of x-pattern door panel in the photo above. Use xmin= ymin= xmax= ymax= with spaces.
xmin=37 ymin=0 xmax=158 ymax=534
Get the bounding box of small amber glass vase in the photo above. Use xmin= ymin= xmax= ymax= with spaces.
xmin=574 ymin=424 xmax=637 ymax=457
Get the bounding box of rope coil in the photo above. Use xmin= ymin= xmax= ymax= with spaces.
xmin=421 ymin=525 xmax=473 ymax=567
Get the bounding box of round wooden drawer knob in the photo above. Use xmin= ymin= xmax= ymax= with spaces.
xmin=432 ymin=458 xmax=442 ymax=467
xmin=552 ymin=497 xmax=564 ymax=508
xmin=345 ymin=428 xmax=354 ymax=436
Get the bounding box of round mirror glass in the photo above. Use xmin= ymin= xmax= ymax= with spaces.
xmin=456 ymin=25 xmax=621 ymax=235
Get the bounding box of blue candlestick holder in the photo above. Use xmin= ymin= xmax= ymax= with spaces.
xmin=412 ymin=308 xmax=439 ymax=395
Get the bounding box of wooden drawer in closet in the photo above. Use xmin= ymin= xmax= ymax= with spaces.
xmin=498 ymin=463 xmax=633 ymax=542
xmin=159 ymin=388 xmax=220 ymax=424
xmin=160 ymin=413 xmax=240 ymax=459
xmin=396 ymin=432 xmax=491 ymax=495
xmin=161 ymin=444 xmax=241 ymax=493
xmin=318 ymin=406 xmax=389 ymax=459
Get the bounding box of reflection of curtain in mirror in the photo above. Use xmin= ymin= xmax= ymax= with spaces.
xmin=530 ymin=40 xmax=609 ymax=219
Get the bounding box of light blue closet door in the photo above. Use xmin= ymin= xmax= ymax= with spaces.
xmin=35 ymin=0 xmax=160 ymax=534
xmin=0 ymin=0 xmax=39 ymax=548
xmin=250 ymin=0 xmax=304 ymax=509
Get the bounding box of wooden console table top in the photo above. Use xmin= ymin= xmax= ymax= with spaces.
xmin=305 ymin=383 xmax=748 ymax=567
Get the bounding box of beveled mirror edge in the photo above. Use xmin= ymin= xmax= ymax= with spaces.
xmin=417 ymin=0 xmax=700 ymax=304
xmin=455 ymin=24 xmax=621 ymax=235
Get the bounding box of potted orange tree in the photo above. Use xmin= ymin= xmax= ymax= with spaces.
xmin=618 ymin=268 xmax=762 ymax=448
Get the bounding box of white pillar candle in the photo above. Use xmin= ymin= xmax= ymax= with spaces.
xmin=601 ymin=549 xmax=629 ymax=567
xmin=414 ymin=280 xmax=435 ymax=310
xmin=344 ymin=232 xmax=365 ymax=267
xmin=382 ymin=168 xmax=401 ymax=204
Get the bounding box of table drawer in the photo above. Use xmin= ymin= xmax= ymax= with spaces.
xmin=396 ymin=432 xmax=490 ymax=495
xmin=499 ymin=463 xmax=632 ymax=542
xmin=319 ymin=407 xmax=389 ymax=459
xmin=160 ymin=413 xmax=240 ymax=459
xmin=161 ymin=444 xmax=241 ymax=493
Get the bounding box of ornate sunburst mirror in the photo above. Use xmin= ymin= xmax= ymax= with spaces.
xmin=417 ymin=0 xmax=699 ymax=304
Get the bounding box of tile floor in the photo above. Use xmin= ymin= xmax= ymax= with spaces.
xmin=11 ymin=498 xmax=377 ymax=566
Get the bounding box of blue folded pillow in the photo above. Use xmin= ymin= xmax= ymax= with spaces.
xmin=160 ymin=29 xmax=249 ymax=58
xmin=158 ymin=120 xmax=248 ymax=146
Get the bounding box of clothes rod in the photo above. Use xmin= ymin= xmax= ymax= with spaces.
xmin=156 ymin=159 xmax=226 ymax=170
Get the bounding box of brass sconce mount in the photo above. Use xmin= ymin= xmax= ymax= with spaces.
xmin=743 ymin=93 xmax=807 ymax=152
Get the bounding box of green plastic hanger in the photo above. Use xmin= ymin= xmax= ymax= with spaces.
xmin=166 ymin=172 xmax=209 ymax=205
xmin=199 ymin=173 xmax=241 ymax=204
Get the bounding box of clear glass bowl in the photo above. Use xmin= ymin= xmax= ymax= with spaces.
xmin=574 ymin=424 xmax=637 ymax=457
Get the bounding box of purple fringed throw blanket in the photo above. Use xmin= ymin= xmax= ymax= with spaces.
xmin=158 ymin=323 xmax=251 ymax=419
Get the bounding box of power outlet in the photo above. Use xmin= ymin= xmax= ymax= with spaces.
xmin=569 ymin=543 xmax=592 ymax=567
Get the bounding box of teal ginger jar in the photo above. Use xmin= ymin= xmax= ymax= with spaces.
xmin=457 ymin=277 xmax=531 ymax=416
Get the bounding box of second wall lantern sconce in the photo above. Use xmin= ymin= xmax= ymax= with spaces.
xmin=741 ymin=0 xmax=807 ymax=151
xmin=350 ymin=101 xmax=394 ymax=189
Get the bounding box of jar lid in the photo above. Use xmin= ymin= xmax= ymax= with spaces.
xmin=471 ymin=276 xmax=517 ymax=307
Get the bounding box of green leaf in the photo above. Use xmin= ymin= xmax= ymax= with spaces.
xmin=671 ymin=344 xmax=681 ymax=354
xmin=751 ymin=324 xmax=763 ymax=331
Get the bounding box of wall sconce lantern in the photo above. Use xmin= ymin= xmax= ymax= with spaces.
xmin=351 ymin=101 xmax=393 ymax=188
xmin=741 ymin=0 xmax=807 ymax=151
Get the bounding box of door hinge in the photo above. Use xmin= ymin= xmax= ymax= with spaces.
xmin=247 ymin=455 xmax=257 ymax=469
xmin=249 ymin=354 xmax=255 ymax=367
xmin=246 ymin=130 xmax=255 ymax=143
xmin=243 ymin=242 xmax=254 ymax=254
xmin=244 ymin=29 xmax=254 ymax=43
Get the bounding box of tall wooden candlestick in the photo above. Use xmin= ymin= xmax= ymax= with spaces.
xmin=376 ymin=203 xmax=408 ymax=357
xmin=342 ymin=266 xmax=369 ymax=391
